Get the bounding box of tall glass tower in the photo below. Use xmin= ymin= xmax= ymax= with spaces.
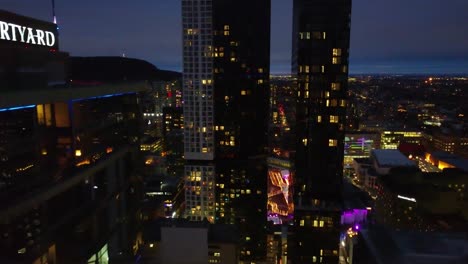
xmin=182 ymin=0 xmax=271 ymax=261
xmin=290 ymin=0 xmax=352 ymax=263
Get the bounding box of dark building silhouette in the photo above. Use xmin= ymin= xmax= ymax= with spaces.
xmin=290 ymin=0 xmax=352 ymax=263
xmin=182 ymin=0 xmax=270 ymax=262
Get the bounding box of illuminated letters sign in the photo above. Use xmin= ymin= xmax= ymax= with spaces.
xmin=0 ymin=20 xmax=56 ymax=47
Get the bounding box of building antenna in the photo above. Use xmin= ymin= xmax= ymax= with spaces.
xmin=52 ymin=0 xmax=57 ymax=24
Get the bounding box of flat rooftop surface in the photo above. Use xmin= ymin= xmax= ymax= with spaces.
xmin=372 ymin=149 xmax=416 ymax=168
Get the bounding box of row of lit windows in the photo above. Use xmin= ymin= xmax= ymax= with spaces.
xmin=301 ymin=82 xmax=341 ymax=91
xmin=299 ymin=65 xmax=324 ymax=73
xmin=298 ymin=65 xmax=347 ymax=74
xmin=299 ymin=31 xmax=326 ymax=40
xmin=302 ymin=138 xmax=338 ymax=147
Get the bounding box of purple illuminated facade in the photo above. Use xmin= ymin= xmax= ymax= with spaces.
xmin=341 ymin=208 xmax=368 ymax=226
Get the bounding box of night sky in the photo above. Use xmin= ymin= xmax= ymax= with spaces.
xmin=2 ymin=0 xmax=467 ymax=74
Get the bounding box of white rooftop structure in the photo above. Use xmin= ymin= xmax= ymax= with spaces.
xmin=371 ymin=150 xmax=417 ymax=175
xmin=371 ymin=150 xmax=416 ymax=167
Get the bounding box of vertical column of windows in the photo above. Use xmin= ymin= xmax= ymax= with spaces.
xmin=183 ymin=0 xmax=214 ymax=157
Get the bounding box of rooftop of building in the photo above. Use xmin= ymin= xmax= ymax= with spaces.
xmin=342 ymin=180 xmax=373 ymax=209
xmin=371 ymin=149 xmax=417 ymax=168
xmin=382 ymin=128 xmax=423 ymax=133
xmin=353 ymin=157 xmax=372 ymax=164
xmin=360 ymin=226 xmax=468 ymax=264
xmin=0 ymin=81 xmax=150 ymax=109
xmin=345 ymin=131 xmax=381 ymax=135
xmin=430 ymin=151 xmax=468 ymax=172
xmin=143 ymin=218 xmax=239 ymax=244
xmin=378 ymin=171 xmax=464 ymax=217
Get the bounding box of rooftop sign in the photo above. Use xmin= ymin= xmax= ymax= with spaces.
xmin=0 ymin=21 xmax=55 ymax=47
xmin=0 ymin=10 xmax=58 ymax=49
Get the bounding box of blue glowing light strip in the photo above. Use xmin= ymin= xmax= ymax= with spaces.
xmin=0 ymin=104 xmax=36 ymax=112
xmin=71 ymin=92 xmax=137 ymax=102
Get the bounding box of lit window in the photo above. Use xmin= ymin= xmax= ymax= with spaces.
xmin=330 ymin=115 xmax=339 ymax=123
xmin=317 ymin=116 xmax=322 ymax=123
xmin=332 ymin=48 xmax=342 ymax=56
xmin=332 ymin=57 xmax=341 ymax=64
xmin=241 ymin=90 xmax=246 ymax=95
xmin=319 ymin=220 xmax=324 ymax=227
xmin=329 ymin=139 xmax=337 ymax=147
xmin=300 ymin=220 xmax=305 ymax=226
xmin=331 ymin=82 xmax=341 ymax=90
xmin=313 ymin=220 xmax=318 ymax=227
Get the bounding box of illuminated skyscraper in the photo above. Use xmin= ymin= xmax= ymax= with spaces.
xmin=291 ymin=0 xmax=352 ymax=262
xmin=182 ymin=0 xmax=270 ymax=261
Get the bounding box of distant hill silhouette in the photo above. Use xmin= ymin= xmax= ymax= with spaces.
xmin=68 ymin=56 xmax=181 ymax=82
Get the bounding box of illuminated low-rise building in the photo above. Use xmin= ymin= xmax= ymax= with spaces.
xmin=353 ymin=150 xmax=417 ymax=195
xmin=344 ymin=132 xmax=380 ymax=167
xmin=381 ymin=130 xmax=423 ymax=150
xmin=426 ymin=131 xmax=468 ymax=159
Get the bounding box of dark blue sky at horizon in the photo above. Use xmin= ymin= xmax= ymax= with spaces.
xmin=2 ymin=0 xmax=467 ymax=74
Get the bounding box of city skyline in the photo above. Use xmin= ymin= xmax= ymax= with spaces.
xmin=1 ymin=1 xmax=467 ymax=263
xmin=2 ymin=0 xmax=467 ymax=74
